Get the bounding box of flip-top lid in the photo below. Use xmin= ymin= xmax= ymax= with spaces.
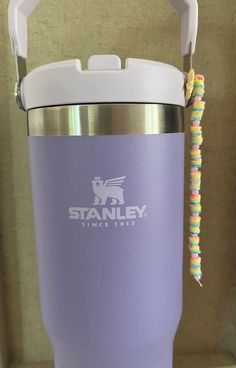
xmin=21 ymin=56 xmax=186 ymax=109
xmin=8 ymin=0 xmax=198 ymax=110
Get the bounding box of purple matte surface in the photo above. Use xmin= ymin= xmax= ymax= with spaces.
xmin=28 ymin=133 xmax=185 ymax=368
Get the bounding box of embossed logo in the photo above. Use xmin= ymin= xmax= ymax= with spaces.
xmin=92 ymin=176 xmax=125 ymax=206
xmin=68 ymin=176 xmax=147 ymax=228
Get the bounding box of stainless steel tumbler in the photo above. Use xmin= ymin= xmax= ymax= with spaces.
xmin=8 ymin=1 xmax=199 ymax=367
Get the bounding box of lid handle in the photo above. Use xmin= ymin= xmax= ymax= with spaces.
xmin=170 ymin=0 xmax=198 ymax=56
xmin=8 ymin=0 xmax=198 ymax=59
xmin=8 ymin=0 xmax=41 ymax=59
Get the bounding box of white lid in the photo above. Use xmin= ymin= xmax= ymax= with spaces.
xmin=21 ymin=55 xmax=186 ymax=110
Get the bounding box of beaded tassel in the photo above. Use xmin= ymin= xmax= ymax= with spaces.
xmin=189 ymin=75 xmax=205 ymax=286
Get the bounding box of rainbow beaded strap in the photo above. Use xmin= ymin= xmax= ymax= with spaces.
xmin=189 ymin=74 xmax=205 ymax=286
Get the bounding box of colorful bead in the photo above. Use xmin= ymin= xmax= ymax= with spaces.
xmin=191 ymin=152 xmax=201 ymax=160
xmin=191 ymin=160 xmax=202 ymax=169
xmin=191 ymin=136 xmax=203 ymax=146
xmin=190 ymin=204 xmax=202 ymax=214
xmin=190 ymin=194 xmax=201 ymax=204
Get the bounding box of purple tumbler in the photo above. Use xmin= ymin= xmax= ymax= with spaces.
xmin=8 ymin=1 xmax=198 ymax=367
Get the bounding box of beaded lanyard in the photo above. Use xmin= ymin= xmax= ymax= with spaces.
xmin=186 ymin=71 xmax=205 ymax=286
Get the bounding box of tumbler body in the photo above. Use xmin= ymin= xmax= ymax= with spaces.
xmin=28 ymin=104 xmax=184 ymax=368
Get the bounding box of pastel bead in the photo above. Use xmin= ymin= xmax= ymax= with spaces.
xmin=192 ymin=137 xmax=203 ymax=145
xmin=191 ymin=126 xmax=202 ymax=132
xmin=191 ymin=112 xmax=204 ymax=120
xmin=190 ymin=268 xmax=202 ymax=276
xmin=191 ymin=149 xmax=201 ymax=155
xmin=191 ymin=178 xmax=200 ymax=183
xmin=190 ymin=217 xmax=201 ymax=224
xmin=189 ymin=236 xmax=200 ymax=242
xmin=191 ymin=185 xmax=200 ymax=191
xmin=191 ymin=258 xmax=201 ymax=265
xmin=190 ymin=204 xmax=202 ymax=214
xmin=190 ymin=197 xmax=201 ymax=205
xmin=191 ymin=172 xmax=201 ymax=179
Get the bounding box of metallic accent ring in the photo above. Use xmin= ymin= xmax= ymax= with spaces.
xmin=28 ymin=104 xmax=184 ymax=136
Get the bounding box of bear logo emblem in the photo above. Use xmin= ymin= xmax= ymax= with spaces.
xmin=92 ymin=176 xmax=125 ymax=205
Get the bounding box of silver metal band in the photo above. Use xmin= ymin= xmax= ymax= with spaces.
xmin=27 ymin=104 xmax=184 ymax=136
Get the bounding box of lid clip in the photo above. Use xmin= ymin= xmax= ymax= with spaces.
xmin=14 ymin=52 xmax=26 ymax=110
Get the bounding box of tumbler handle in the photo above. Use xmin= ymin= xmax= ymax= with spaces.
xmin=8 ymin=0 xmax=41 ymax=59
xmin=8 ymin=0 xmax=198 ymax=59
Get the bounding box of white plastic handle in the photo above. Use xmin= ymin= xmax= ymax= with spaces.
xmin=8 ymin=0 xmax=41 ymax=58
xmin=8 ymin=0 xmax=198 ymax=59
xmin=169 ymin=0 xmax=198 ymax=55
